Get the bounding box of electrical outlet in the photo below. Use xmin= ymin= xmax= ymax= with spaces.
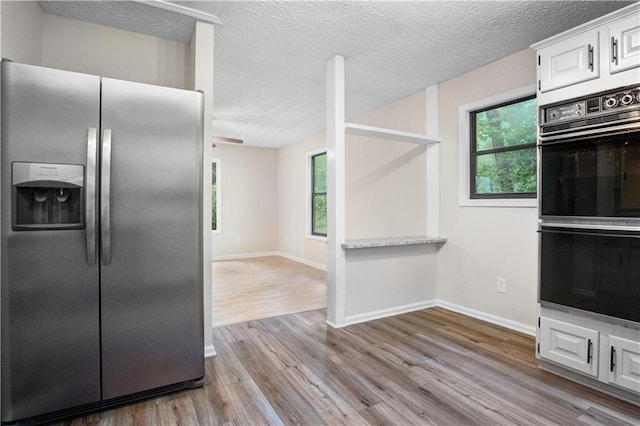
xmin=497 ymin=277 xmax=507 ymax=293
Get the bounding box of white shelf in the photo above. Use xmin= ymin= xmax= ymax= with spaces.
xmin=341 ymin=235 xmax=447 ymax=249
xmin=345 ymin=122 xmax=441 ymax=145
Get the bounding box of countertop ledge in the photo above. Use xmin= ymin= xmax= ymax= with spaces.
xmin=341 ymin=236 xmax=447 ymax=249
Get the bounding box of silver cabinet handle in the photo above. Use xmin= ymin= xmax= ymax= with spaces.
xmin=588 ymin=45 xmax=594 ymax=72
xmin=101 ymin=129 xmax=112 ymax=266
xmin=611 ymin=37 xmax=618 ymax=65
xmin=86 ymin=127 xmax=97 ymax=266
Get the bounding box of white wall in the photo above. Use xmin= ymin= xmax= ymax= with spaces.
xmin=0 ymin=0 xmax=42 ymax=65
xmin=212 ymin=144 xmax=279 ymax=257
xmin=41 ymin=14 xmax=190 ymax=89
xmin=437 ymin=48 xmax=539 ymax=328
xmin=277 ymin=131 xmax=327 ymax=266
xmin=345 ymin=245 xmax=437 ymax=319
xmin=346 ymin=91 xmax=428 ymax=239
xmin=191 ymin=21 xmax=215 ymax=355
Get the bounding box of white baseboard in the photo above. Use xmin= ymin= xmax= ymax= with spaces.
xmin=212 ymin=251 xmax=279 ymax=261
xmin=277 ymin=252 xmax=327 ymax=271
xmin=324 ymin=299 xmax=535 ymax=336
xmin=436 ymin=300 xmax=536 ymax=336
xmin=330 ymin=300 xmax=438 ymax=328
xmin=204 ymin=345 xmax=216 ymax=358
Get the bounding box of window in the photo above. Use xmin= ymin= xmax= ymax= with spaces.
xmin=211 ymin=159 xmax=221 ymax=232
xmin=470 ymin=95 xmax=537 ymax=198
xmin=311 ymin=152 xmax=327 ymax=237
xmin=458 ymin=85 xmax=538 ymax=207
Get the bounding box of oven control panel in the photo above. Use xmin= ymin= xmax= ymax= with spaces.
xmin=544 ymin=86 xmax=640 ymax=124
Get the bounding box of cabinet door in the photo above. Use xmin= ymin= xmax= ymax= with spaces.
xmin=539 ymin=317 xmax=599 ymax=377
xmin=539 ymin=30 xmax=599 ymax=93
xmin=608 ymin=335 xmax=640 ymax=394
xmin=609 ymin=15 xmax=640 ymax=74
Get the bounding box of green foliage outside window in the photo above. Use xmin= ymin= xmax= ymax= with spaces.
xmin=472 ymin=96 xmax=537 ymax=197
xmin=312 ymin=153 xmax=327 ymax=236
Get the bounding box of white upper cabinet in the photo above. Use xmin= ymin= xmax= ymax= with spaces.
xmin=608 ymin=14 xmax=640 ymax=74
xmin=539 ymin=29 xmax=599 ymax=93
xmin=533 ymin=4 xmax=640 ymax=104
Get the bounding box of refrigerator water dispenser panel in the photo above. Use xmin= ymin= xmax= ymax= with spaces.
xmin=12 ymin=162 xmax=84 ymax=230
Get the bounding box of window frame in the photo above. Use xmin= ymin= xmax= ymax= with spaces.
xmin=458 ymin=84 xmax=538 ymax=208
xmin=211 ymin=158 xmax=221 ymax=233
xmin=307 ymin=148 xmax=327 ymax=240
xmin=469 ymin=94 xmax=537 ymax=200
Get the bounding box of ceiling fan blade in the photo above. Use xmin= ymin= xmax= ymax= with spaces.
xmin=213 ymin=135 xmax=244 ymax=144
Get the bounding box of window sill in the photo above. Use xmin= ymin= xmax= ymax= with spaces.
xmin=211 ymin=229 xmax=222 ymax=234
xmin=458 ymin=198 xmax=537 ymax=208
xmin=306 ymin=234 xmax=327 ymax=242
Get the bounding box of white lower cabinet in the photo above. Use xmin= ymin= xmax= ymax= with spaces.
xmin=540 ymin=317 xmax=599 ymax=377
xmin=538 ymin=310 xmax=640 ymax=399
xmin=609 ymin=335 xmax=640 ymax=394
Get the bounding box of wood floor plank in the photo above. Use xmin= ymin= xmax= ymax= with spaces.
xmin=250 ymin=332 xmax=299 ymax=370
xmin=156 ymin=394 xmax=199 ymax=426
xmin=224 ymin=380 xmax=284 ymax=426
xmin=339 ymin=349 xmax=478 ymax=425
xmin=114 ymin=399 xmax=158 ymax=426
xmin=228 ymin=338 xmax=326 ymax=425
xmin=66 ymin=412 xmax=115 ymax=426
xmin=280 ymin=364 xmax=368 ymax=425
xmin=577 ymin=406 xmax=639 ymax=426
xmin=209 ymin=328 xmax=251 ymax=386
xmin=414 ymin=355 xmax=578 ymax=425
xmin=192 ymin=357 xmax=238 ymax=425
xmin=358 ymin=401 xmax=425 ymax=426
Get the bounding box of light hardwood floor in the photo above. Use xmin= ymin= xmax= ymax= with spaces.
xmin=212 ymin=256 xmax=326 ymax=327
xmin=58 ymin=307 xmax=640 ymax=425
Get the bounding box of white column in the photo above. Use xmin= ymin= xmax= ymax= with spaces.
xmin=326 ymin=55 xmax=346 ymax=327
xmin=192 ymin=21 xmax=215 ymax=357
xmin=425 ymin=84 xmax=440 ymax=237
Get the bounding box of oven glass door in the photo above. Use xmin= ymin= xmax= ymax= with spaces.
xmin=540 ymin=227 xmax=640 ymax=322
xmin=541 ymin=132 xmax=640 ymax=218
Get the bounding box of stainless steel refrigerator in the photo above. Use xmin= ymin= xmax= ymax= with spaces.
xmin=1 ymin=61 xmax=204 ymax=423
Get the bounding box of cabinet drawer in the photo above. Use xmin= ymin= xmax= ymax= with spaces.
xmin=539 ymin=317 xmax=599 ymax=377
xmin=608 ymin=335 xmax=640 ymax=395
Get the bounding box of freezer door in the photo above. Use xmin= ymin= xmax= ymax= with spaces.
xmin=100 ymin=78 xmax=204 ymax=399
xmin=1 ymin=62 xmax=101 ymax=421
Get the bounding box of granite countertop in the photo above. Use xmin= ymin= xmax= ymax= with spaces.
xmin=341 ymin=235 xmax=447 ymax=249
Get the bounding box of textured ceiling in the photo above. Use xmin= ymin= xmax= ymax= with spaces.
xmin=39 ymin=1 xmax=198 ymax=42
xmin=39 ymin=1 xmax=634 ymax=148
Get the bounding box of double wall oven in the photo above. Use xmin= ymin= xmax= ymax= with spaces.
xmin=538 ymin=85 xmax=640 ymax=323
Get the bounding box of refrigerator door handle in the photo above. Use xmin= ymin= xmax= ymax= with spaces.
xmin=86 ymin=127 xmax=98 ymax=266
xmin=101 ymin=129 xmax=112 ymax=266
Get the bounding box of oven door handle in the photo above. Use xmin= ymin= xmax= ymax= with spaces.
xmin=538 ymin=227 xmax=640 ymax=239
xmin=539 ymin=121 xmax=640 ymax=144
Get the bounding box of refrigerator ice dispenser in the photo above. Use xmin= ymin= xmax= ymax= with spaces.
xmin=12 ymin=162 xmax=84 ymax=230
